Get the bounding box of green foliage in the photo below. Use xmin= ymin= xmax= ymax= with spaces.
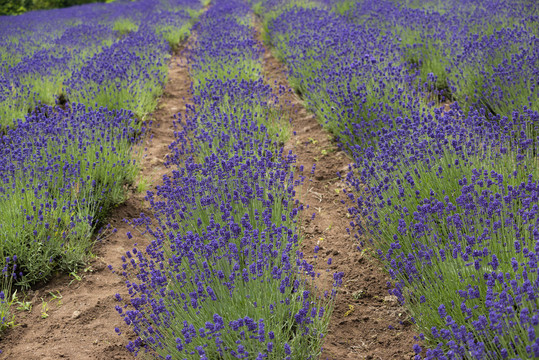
xmin=252 ymin=1 xmax=262 ymax=15
xmin=0 ymin=87 xmax=32 ymax=130
xmin=0 ymin=268 xmax=16 ymax=333
xmin=0 ymin=0 xmax=27 ymax=15
xmin=69 ymin=76 xmax=167 ymax=121
xmin=0 ymin=0 xmax=106 ymax=15
xmin=112 ymin=18 xmax=138 ymax=35
xmin=20 ymin=74 xmax=65 ymax=106
xmin=332 ymin=0 xmax=357 ymax=15
xmin=399 ymin=28 xmax=450 ymax=97
xmin=155 ymin=23 xmax=191 ymax=51
xmin=154 ymin=7 xmax=201 ymax=51
xmin=399 ymin=0 xmax=448 ymax=13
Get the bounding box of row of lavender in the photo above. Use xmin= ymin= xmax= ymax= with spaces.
xmin=0 ymin=0 xmax=202 ymax=334
xmin=114 ymin=1 xmax=339 ymax=358
xmin=257 ymin=0 xmax=539 ymax=359
xmin=0 ymin=0 xmax=202 ymax=126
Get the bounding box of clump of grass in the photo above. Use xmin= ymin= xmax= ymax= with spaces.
xmin=112 ymin=18 xmax=138 ymax=36
xmin=19 ymin=75 xmax=65 ymax=106
xmin=399 ymin=28 xmax=451 ymax=98
xmin=135 ymin=175 xmax=150 ymax=194
xmin=0 ymin=260 xmax=16 ymax=334
xmin=0 ymin=85 xmax=32 ymax=129
xmin=155 ymin=23 xmax=192 ymax=51
xmin=70 ymin=75 xmax=167 ymax=120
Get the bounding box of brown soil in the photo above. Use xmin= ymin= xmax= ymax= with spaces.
xmin=0 ymin=44 xmax=194 ymax=360
xmin=256 ymin=24 xmax=419 ymax=360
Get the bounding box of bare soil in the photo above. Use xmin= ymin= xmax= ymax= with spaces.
xmin=257 ymin=24 xmax=419 ymax=360
xmin=0 ymin=44 xmax=194 ymax=360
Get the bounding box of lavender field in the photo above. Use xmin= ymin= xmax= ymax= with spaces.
xmin=0 ymin=0 xmax=538 ymax=359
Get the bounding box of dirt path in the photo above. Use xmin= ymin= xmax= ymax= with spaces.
xmin=256 ymin=23 xmax=419 ymax=360
xmin=0 ymin=44 xmax=194 ymax=360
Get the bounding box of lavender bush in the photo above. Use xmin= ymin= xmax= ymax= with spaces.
xmin=0 ymin=0 xmax=202 ymax=127
xmin=0 ymin=0 xmax=202 ymax=335
xmin=114 ymin=1 xmax=340 ymax=358
xmin=257 ymin=0 xmax=539 ymax=358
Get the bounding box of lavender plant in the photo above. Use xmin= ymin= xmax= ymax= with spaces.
xmin=0 ymin=0 xmax=203 ymax=127
xmin=0 ymin=0 xmax=202 ymax=336
xmin=258 ymin=2 xmax=441 ymax=152
xmin=0 ymin=104 xmax=140 ymax=287
xmin=115 ymin=1 xmax=339 ymax=358
xmin=347 ymin=107 xmax=539 ymax=359
xmin=258 ymin=0 xmax=539 ymax=358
